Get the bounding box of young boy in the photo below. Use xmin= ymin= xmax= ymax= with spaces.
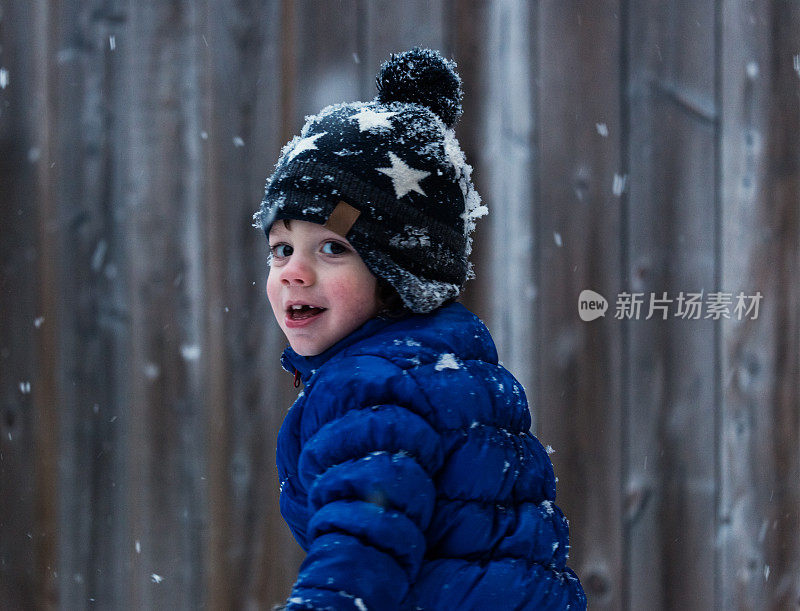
xmin=256 ymin=47 xmax=586 ymax=611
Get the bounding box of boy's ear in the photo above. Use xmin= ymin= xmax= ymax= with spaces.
xmin=323 ymin=201 xmax=360 ymax=237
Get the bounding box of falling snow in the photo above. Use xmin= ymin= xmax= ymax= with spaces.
xmin=612 ymin=173 xmax=628 ymax=196
xmin=144 ymin=363 xmax=160 ymax=379
xmin=0 ymin=68 xmax=8 ymax=89
xmin=180 ymin=345 xmax=201 ymax=361
xmin=91 ymin=240 xmax=107 ymax=271
xmin=596 ymin=123 xmax=609 ymax=137
xmin=151 ymin=574 xmax=164 ymax=583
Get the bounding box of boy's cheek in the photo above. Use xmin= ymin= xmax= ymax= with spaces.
xmin=265 ymin=277 xmax=282 ymax=318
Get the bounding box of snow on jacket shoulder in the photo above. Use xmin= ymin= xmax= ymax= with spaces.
xmin=277 ymin=302 xmax=586 ymax=611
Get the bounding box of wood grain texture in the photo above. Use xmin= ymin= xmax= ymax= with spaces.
xmin=0 ymin=3 xmax=51 ymax=608
xmin=482 ymin=0 xmax=537 ymax=412
xmin=535 ymin=2 xmax=625 ymax=609
xmin=116 ymin=2 xmax=208 ymax=609
xmin=720 ymin=1 xmax=800 ymax=608
xmin=49 ymin=1 xmax=139 ymax=608
xmin=29 ymin=1 xmax=61 ymax=607
xmin=448 ymin=0 xmax=493 ymax=322
xmin=363 ymin=0 xmax=447 ymax=85
xmin=626 ymin=1 xmax=718 ymax=609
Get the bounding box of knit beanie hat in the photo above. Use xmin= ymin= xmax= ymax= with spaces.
xmin=254 ymin=47 xmax=487 ymax=313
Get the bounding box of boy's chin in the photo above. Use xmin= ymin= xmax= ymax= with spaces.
xmin=287 ymin=336 xmax=331 ymax=357
xmin=291 ymin=346 xmax=323 ymax=357
xmin=282 ymin=312 xmax=378 ymax=356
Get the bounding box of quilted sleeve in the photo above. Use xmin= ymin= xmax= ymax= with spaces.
xmin=284 ymin=358 xmax=443 ymax=611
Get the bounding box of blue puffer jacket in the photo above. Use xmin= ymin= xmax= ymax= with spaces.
xmin=277 ymin=302 xmax=586 ymax=610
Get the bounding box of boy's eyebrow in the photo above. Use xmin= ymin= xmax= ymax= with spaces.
xmin=268 ymin=225 xmax=288 ymax=241
xmin=323 ymin=201 xmax=361 ymax=238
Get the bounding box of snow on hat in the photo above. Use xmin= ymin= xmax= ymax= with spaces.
xmin=254 ymin=47 xmax=487 ymax=313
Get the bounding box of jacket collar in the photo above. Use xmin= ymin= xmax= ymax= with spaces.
xmin=280 ymin=314 xmax=399 ymax=384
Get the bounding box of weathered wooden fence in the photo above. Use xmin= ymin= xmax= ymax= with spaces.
xmin=1 ymin=1 xmax=798 ymax=609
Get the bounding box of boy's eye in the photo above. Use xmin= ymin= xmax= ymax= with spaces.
xmin=321 ymin=241 xmax=348 ymax=255
xmin=272 ymin=244 xmax=293 ymax=258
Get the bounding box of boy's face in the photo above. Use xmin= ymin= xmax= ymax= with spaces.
xmin=266 ymin=219 xmax=381 ymax=356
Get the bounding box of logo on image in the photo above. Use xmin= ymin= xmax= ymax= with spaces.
xmin=578 ymin=290 xmax=608 ymax=321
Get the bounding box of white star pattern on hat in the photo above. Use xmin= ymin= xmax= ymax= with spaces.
xmin=376 ymin=152 xmax=430 ymax=199
xmin=351 ymin=108 xmax=397 ymax=132
xmin=287 ymin=132 xmax=326 ymax=162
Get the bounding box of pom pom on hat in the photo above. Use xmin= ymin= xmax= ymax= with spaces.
xmin=376 ymin=47 xmax=463 ymax=128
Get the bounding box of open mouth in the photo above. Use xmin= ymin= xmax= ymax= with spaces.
xmin=287 ymin=304 xmax=327 ymax=321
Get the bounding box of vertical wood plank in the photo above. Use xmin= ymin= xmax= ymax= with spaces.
xmin=763 ymin=7 xmax=800 ymax=606
xmin=626 ymin=1 xmax=718 ymax=608
xmin=536 ymin=2 xmax=624 ymax=608
xmin=448 ymin=0 xmax=493 ymax=321
xmin=294 ymin=0 xmax=362 ymax=121
xmin=112 ymin=2 xmax=208 ymax=608
xmin=363 ymin=0 xmax=447 ymax=95
xmin=50 ymin=0 xmax=136 ymax=607
xmin=720 ymin=0 xmax=800 ymax=608
xmin=29 ymin=1 xmax=61 ymax=607
xmin=0 ymin=2 xmax=56 ymax=608
xmin=481 ymin=0 xmax=537 ymax=410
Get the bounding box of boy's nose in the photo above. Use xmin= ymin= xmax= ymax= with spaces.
xmin=280 ymin=256 xmax=315 ymax=286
